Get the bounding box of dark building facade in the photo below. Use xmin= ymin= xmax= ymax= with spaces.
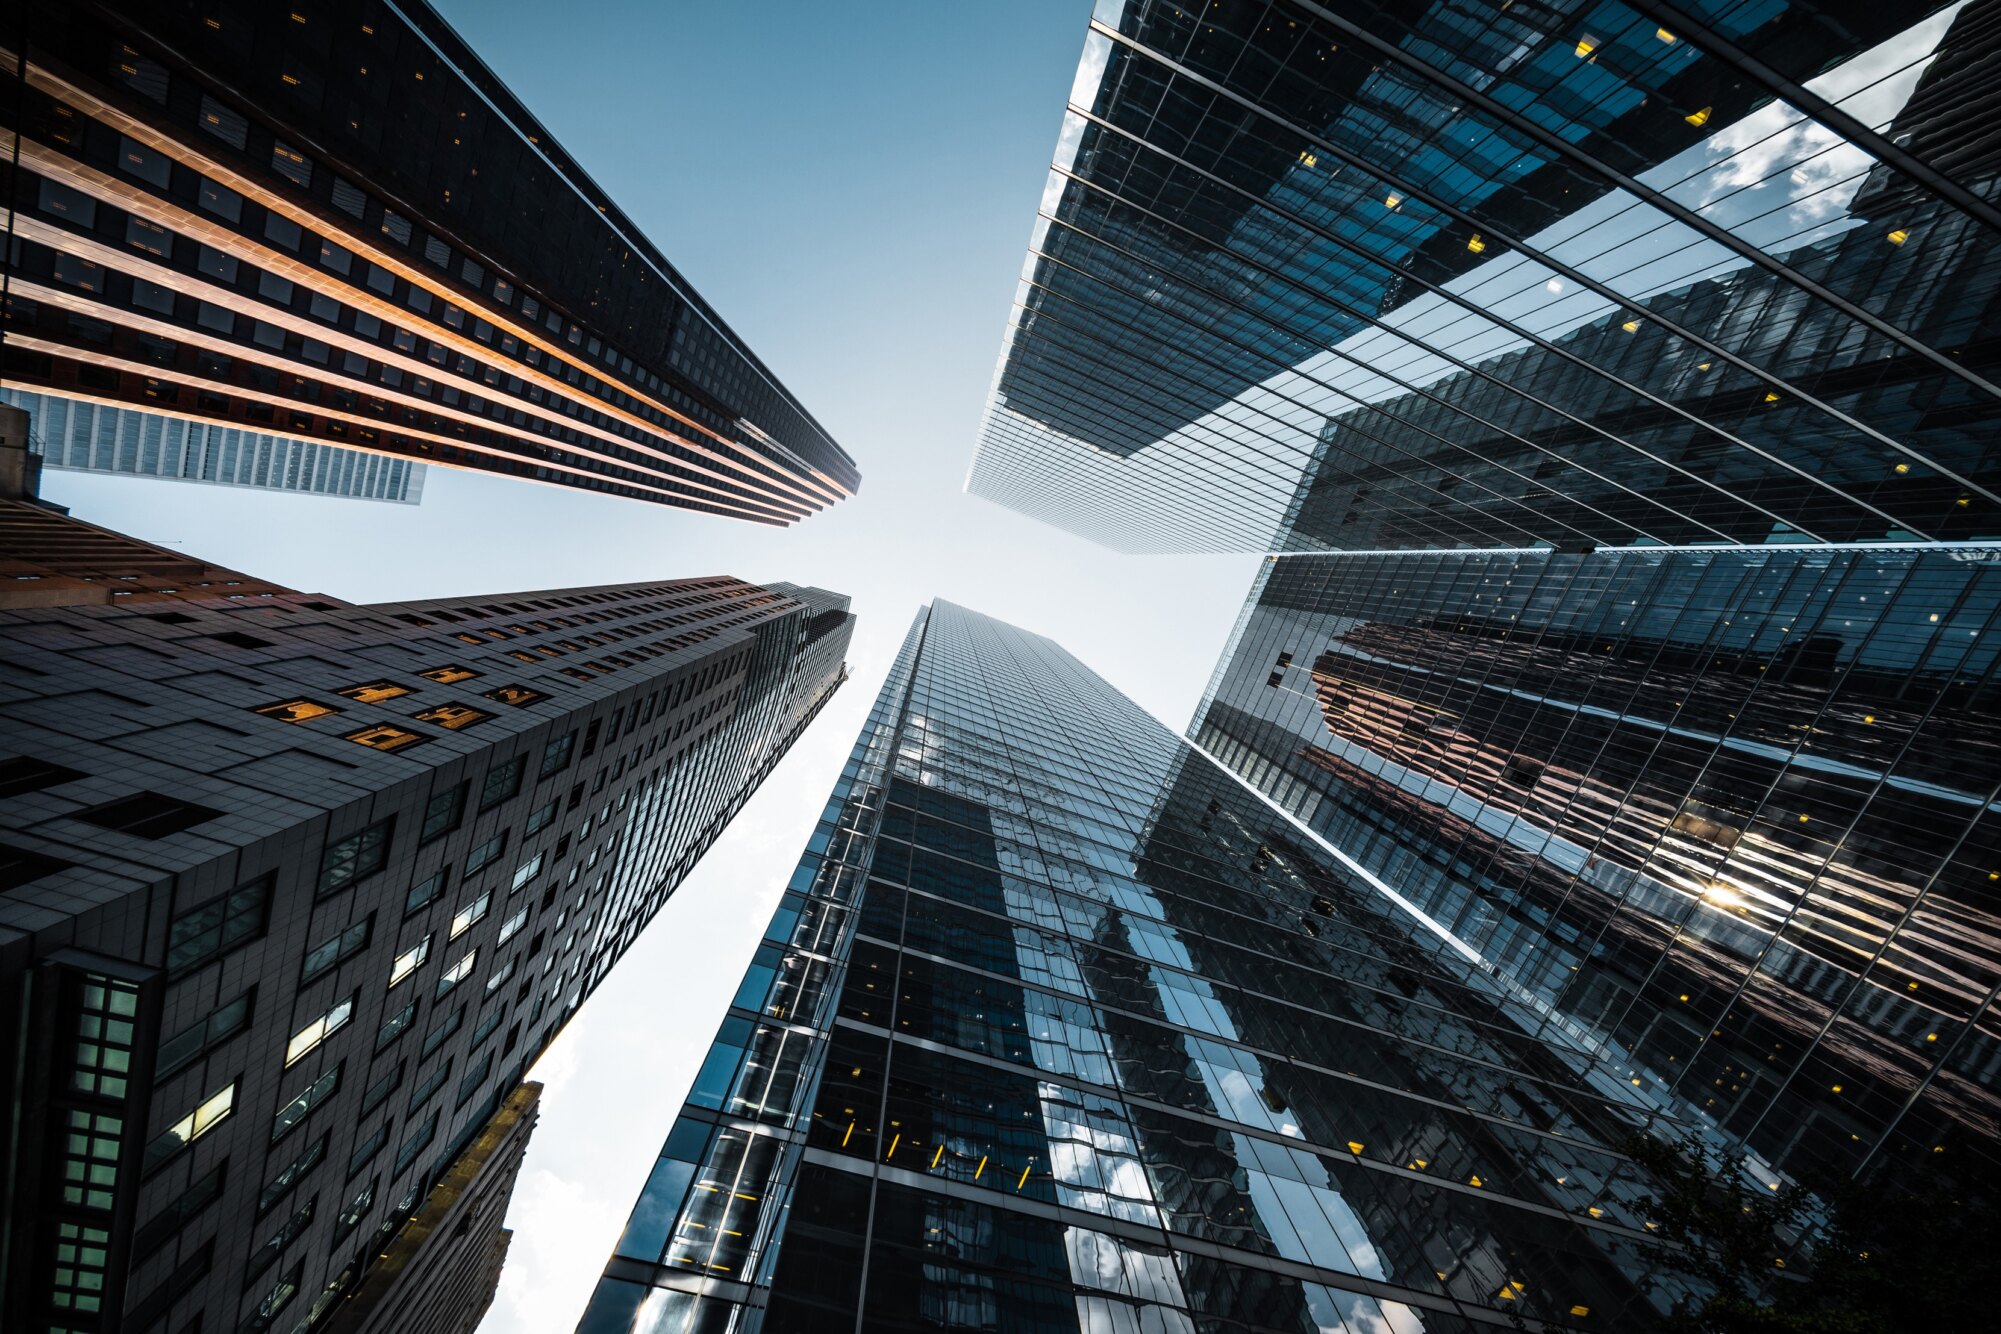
xmin=575 ymin=602 xmax=1697 ymax=1334
xmin=1195 ymin=545 xmax=2001 ymax=1197
xmin=0 ymin=498 xmax=853 ymax=1332
xmin=1 ymin=0 xmax=859 ymax=524
xmin=969 ymin=0 xmax=2001 ymax=553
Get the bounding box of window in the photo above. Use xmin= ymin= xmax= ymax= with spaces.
xmin=271 ymin=140 xmax=313 ymax=187
xmin=167 ymin=876 xmax=271 ymax=975
xmin=344 ymin=723 xmax=426 ymax=752
xmin=483 ymin=684 xmax=544 ymax=707
xmin=198 ymin=176 xmax=241 ymax=221
xmin=539 ymin=732 xmax=576 ymax=778
xmin=284 ymin=996 xmax=354 ymax=1067
xmin=252 ymin=698 xmax=340 ymax=724
xmin=406 ymin=1060 xmax=451 ymax=1114
xmin=394 ymin=1112 xmax=439 ymax=1176
xmin=510 ymin=853 xmax=545 ymax=892
xmin=450 ymin=893 xmax=490 ymax=941
xmin=145 ymin=1081 xmax=235 ymax=1172
xmin=456 ymin=1050 xmax=494 ymax=1107
xmin=405 ymin=869 xmax=447 ymax=916
xmin=157 ymin=991 xmax=253 ymax=1076
xmin=318 ymin=819 xmax=392 ymax=896
xmin=420 ymin=664 xmax=479 ymax=684
xmin=484 ymin=958 xmax=516 ymax=995
xmin=415 ymin=703 xmax=492 ymax=731
xmin=497 ymin=905 xmax=529 ymax=946
xmin=39 ymin=177 xmax=97 ymax=226
xmin=134 ymin=1163 xmax=226 ymax=1257
xmin=270 ymin=1066 xmax=340 ymax=1142
xmin=347 ymin=1125 xmax=387 ymax=1179
xmin=118 ymin=135 xmax=171 ymax=186
xmin=337 ymin=680 xmax=410 ymax=703
xmin=436 ymin=949 xmax=477 ymax=997
xmin=245 ymin=1195 xmax=315 ymax=1282
xmin=77 ymin=792 xmax=223 ymax=839
xmin=301 ymin=918 xmax=372 ymax=983
xmin=247 ymin=1261 xmax=303 ymax=1329
xmin=479 ymin=757 xmax=524 ymax=811
xmin=389 ymin=934 xmax=432 ymax=987
xmin=420 ymin=1007 xmax=463 ymax=1058
xmin=523 ymin=800 xmax=558 ymax=836
xmin=375 ymin=1000 xmax=416 ymax=1052
xmin=198 ymin=95 xmax=247 ymax=147
xmin=360 ymin=1062 xmax=403 ymax=1116
xmin=0 ymin=756 xmax=86 ymax=798
xmin=420 ymin=783 xmax=467 ymax=843
xmin=469 ymin=1006 xmax=506 ymax=1050
xmin=257 ymin=1135 xmax=326 ymax=1215
xmin=464 ymin=833 xmax=507 ymax=877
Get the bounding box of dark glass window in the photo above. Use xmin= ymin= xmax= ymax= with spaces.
xmin=270 ymin=1066 xmax=340 ymax=1143
xmin=464 ymin=832 xmax=507 ymax=877
xmin=77 ymin=792 xmax=222 ymax=839
xmin=318 ymin=819 xmax=392 ymax=896
xmin=539 ymin=731 xmax=576 ymax=778
xmin=134 ymin=1163 xmax=226 ymax=1258
xmin=301 ymin=918 xmax=371 ymax=983
xmin=157 ymin=991 xmax=253 ymax=1076
xmin=405 ymin=869 xmax=447 ymax=916
xmin=479 ymin=757 xmax=525 ymax=810
xmin=256 ymin=1134 xmax=327 ymax=1215
xmin=167 ymin=876 xmax=272 ymax=975
xmin=420 ymin=783 xmax=467 ymax=843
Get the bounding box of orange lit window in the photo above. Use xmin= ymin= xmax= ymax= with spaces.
xmin=252 ymin=699 xmax=340 ymax=724
xmin=506 ymin=651 xmax=540 ymax=664
xmin=337 ymin=681 xmax=411 ymax=704
xmin=482 ymin=685 xmax=545 ymax=708
xmin=453 ymin=633 xmax=484 ymax=645
xmin=343 ymin=724 xmax=426 ymax=752
xmin=413 ymin=703 xmax=493 ymax=731
xmin=418 ymin=665 xmax=479 ymax=684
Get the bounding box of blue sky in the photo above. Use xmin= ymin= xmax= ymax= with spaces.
xmin=38 ymin=3 xmax=1256 ymax=1327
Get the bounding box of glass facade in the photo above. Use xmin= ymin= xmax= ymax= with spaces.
xmin=968 ymin=0 xmax=2001 ymax=553
xmin=578 ymin=602 xmax=1697 ymax=1334
xmin=3 ymin=388 xmax=427 ymax=504
xmin=1 ymin=0 xmax=858 ymax=522
xmin=1195 ymin=545 xmax=2001 ymax=1194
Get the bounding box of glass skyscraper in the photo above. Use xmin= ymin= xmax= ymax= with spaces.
xmin=577 ymin=602 xmax=1692 ymax=1333
xmin=4 ymin=389 xmax=428 ymax=504
xmin=1 ymin=0 xmax=858 ymax=523
xmin=968 ymin=0 xmax=2000 ymax=554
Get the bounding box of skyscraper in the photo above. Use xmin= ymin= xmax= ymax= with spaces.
xmin=3 ymin=388 xmax=428 ymax=505
xmin=967 ymin=0 xmax=2000 ymax=554
xmin=1 ymin=0 xmax=858 ymax=524
xmin=577 ymin=602 xmax=1687 ymax=1334
xmin=0 ymin=482 xmax=854 ymax=1331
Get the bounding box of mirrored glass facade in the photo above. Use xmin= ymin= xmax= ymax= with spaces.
xmin=1195 ymin=545 xmax=2001 ymax=1195
xmin=969 ymin=0 xmax=2001 ymax=554
xmin=578 ymin=602 xmax=1705 ymax=1334
xmin=3 ymin=388 xmax=428 ymax=504
xmin=1 ymin=0 xmax=858 ymax=523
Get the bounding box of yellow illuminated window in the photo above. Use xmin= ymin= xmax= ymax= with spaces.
xmin=1887 ymin=229 xmax=1910 ymax=245
xmin=252 ymin=698 xmax=339 ymax=724
xmin=1575 ymin=36 xmax=1598 ymax=57
xmin=482 ymin=684 xmax=545 ymax=707
xmin=338 ymin=681 xmax=411 ymax=704
xmin=1466 ymin=233 xmax=1486 ymax=253
xmin=419 ymin=665 xmax=479 ymax=684
xmin=344 ymin=724 xmax=426 ymax=752
xmin=414 ymin=703 xmax=493 ymax=731
xmin=1686 ymin=106 xmax=1713 ymax=127
xmin=507 ymin=650 xmax=541 ymax=664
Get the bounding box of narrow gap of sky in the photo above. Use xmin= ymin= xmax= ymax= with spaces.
xmin=32 ymin=3 xmax=1258 ymax=1329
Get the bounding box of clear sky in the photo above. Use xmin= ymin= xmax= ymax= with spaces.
xmin=35 ymin=2 xmax=1257 ymax=1328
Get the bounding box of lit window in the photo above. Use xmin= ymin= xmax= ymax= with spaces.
xmin=484 ymin=684 xmax=545 ymax=707
xmin=510 ymin=853 xmax=545 ymax=892
xmin=252 ymin=698 xmax=340 ymax=724
xmin=420 ymin=664 xmax=480 ymax=683
xmin=436 ymin=949 xmax=477 ymax=997
xmin=284 ymin=996 xmax=354 ymax=1067
xmin=414 ymin=703 xmax=493 ymax=731
xmin=344 ymin=723 xmax=426 ymax=752
xmin=145 ymin=1082 xmax=235 ymax=1172
xmin=497 ymin=906 xmax=529 ymax=945
xmin=451 ymin=892 xmax=490 ymax=940
xmin=389 ymin=935 xmax=431 ymax=987
xmin=337 ymin=681 xmax=411 ymax=703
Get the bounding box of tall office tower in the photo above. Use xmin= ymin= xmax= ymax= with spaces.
xmin=1 ymin=0 xmax=859 ymax=524
xmin=966 ymin=0 xmax=2001 ymax=553
xmin=576 ymin=602 xmax=1693 ymax=1334
xmin=0 ymin=496 xmax=854 ymax=1331
xmin=3 ymin=389 xmax=428 ymax=505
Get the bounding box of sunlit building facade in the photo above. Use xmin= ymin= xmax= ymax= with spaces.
xmin=0 ymin=498 xmax=853 ymax=1332
xmin=1 ymin=0 xmax=858 ymax=523
xmin=3 ymin=388 xmax=427 ymax=504
xmin=578 ymin=603 xmax=1691 ymax=1334
xmin=968 ymin=0 xmax=2001 ymax=553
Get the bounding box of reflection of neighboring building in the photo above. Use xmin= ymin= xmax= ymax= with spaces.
xmin=578 ymin=603 xmax=1686 ymax=1334
xmin=4 ymin=389 xmax=427 ymax=504
xmin=1195 ymin=544 xmax=2001 ymax=1187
